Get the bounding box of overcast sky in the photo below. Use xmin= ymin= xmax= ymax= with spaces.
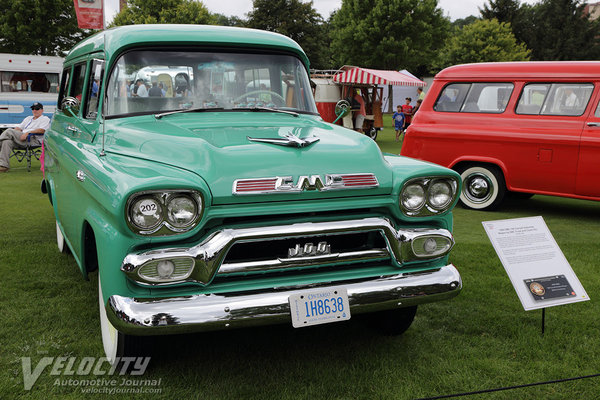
xmin=105 ymin=0 xmax=540 ymax=26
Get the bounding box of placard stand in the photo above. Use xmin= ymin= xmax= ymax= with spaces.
xmin=541 ymin=308 xmax=545 ymax=335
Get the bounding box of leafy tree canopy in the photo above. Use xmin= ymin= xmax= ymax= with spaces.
xmin=111 ymin=0 xmax=215 ymax=26
xmin=524 ymin=0 xmax=600 ymax=60
xmin=0 ymin=0 xmax=91 ymax=55
xmin=434 ymin=18 xmax=530 ymax=71
xmin=480 ymin=0 xmax=600 ymax=60
xmin=213 ymin=13 xmax=246 ymax=27
xmin=246 ymin=0 xmax=329 ymax=69
xmin=329 ymin=0 xmax=450 ymax=76
xmin=452 ymin=15 xmax=480 ymax=31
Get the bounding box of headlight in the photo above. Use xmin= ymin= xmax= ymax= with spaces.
xmin=166 ymin=195 xmax=199 ymax=228
xmin=400 ymin=177 xmax=458 ymax=216
xmin=401 ymin=183 xmax=426 ymax=211
xmin=126 ymin=190 xmax=204 ymax=235
xmin=131 ymin=197 xmax=163 ymax=229
xmin=428 ymin=180 xmax=454 ymax=210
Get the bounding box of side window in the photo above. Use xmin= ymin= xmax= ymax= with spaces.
xmin=463 ymin=83 xmax=514 ymax=113
xmin=517 ymin=83 xmax=594 ymax=116
xmin=434 ymin=83 xmax=513 ymax=113
xmin=85 ymin=59 xmax=104 ymax=119
xmin=0 ymin=71 xmax=59 ymax=93
xmin=516 ymin=84 xmax=549 ymax=115
xmin=434 ymin=83 xmax=470 ymax=112
xmin=69 ymin=62 xmax=87 ymax=105
xmin=57 ymin=68 xmax=71 ymax=109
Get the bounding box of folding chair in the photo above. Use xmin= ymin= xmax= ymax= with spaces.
xmin=10 ymin=132 xmax=44 ymax=172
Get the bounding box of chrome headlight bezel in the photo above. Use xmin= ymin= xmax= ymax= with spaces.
xmin=126 ymin=190 xmax=204 ymax=236
xmin=400 ymin=177 xmax=459 ymax=217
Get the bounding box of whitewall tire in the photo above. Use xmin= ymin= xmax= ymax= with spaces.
xmin=99 ymin=279 xmax=120 ymax=363
xmin=459 ymin=165 xmax=506 ymax=211
xmin=56 ymin=220 xmax=69 ymax=253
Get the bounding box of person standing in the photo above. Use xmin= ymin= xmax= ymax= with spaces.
xmin=0 ymin=102 xmax=50 ymax=172
xmin=417 ymin=86 xmax=425 ymax=101
xmin=401 ymin=97 xmax=413 ymax=132
xmin=353 ymin=89 xmax=366 ymax=133
xmin=132 ymin=79 xmax=148 ymax=97
xmin=392 ymin=105 xmax=405 ymax=141
xmin=148 ymin=81 xmax=163 ymax=97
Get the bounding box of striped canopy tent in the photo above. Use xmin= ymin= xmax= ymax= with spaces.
xmin=332 ymin=67 xmax=426 ymax=87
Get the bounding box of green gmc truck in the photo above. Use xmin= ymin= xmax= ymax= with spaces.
xmin=43 ymin=24 xmax=462 ymax=362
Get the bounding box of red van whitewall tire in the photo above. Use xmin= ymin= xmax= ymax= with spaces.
xmin=458 ymin=165 xmax=506 ymax=210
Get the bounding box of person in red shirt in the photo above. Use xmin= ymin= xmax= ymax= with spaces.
xmin=401 ymin=97 xmax=413 ymax=132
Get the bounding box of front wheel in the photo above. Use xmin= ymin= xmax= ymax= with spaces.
xmin=367 ymin=127 xmax=378 ymax=140
xmin=458 ymin=165 xmax=506 ymax=211
xmin=99 ymin=279 xmax=142 ymax=363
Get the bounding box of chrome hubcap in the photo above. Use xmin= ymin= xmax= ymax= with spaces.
xmin=464 ymin=173 xmax=493 ymax=203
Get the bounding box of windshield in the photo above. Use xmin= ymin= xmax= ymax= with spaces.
xmin=105 ymin=49 xmax=317 ymax=117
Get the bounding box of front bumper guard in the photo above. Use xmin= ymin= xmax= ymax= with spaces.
xmin=106 ymin=264 xmax=461 ymax=335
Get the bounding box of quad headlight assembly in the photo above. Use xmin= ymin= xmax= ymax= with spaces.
xmin=126 ymin=190 xmax=204 ymax=235
xmin=400 ymin=177 xmax=459 ymax=217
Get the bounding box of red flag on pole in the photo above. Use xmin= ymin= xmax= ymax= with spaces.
xmin=73 ymin=0 xmax=104 ymax=30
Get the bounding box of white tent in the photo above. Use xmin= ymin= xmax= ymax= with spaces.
xmin=381 ymin=70 xmax=425 ymax=113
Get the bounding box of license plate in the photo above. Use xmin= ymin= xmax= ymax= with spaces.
xmin=288 ymin=288 xmax=351 ymax=328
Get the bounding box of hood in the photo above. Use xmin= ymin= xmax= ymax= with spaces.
xmin=105 ymin=112 xmax=393 ymax=204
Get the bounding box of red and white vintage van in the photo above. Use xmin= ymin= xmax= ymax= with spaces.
xmin=401 ymin=62 xmax=600 ymax=210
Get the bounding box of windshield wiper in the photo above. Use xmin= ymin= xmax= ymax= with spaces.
xmin=154 ymin=107 xmax=225 ymax=119
xmin=237 ymin=106 xmax=299 ymax=117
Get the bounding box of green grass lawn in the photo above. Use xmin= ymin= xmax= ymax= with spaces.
xmin=1 ymin=141 xmax=599 ymax=399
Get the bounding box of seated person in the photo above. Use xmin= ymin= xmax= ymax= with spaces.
xmin=0 ymin=102 xmax=50 ymax=172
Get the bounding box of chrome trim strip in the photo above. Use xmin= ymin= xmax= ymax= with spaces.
xmin=220 ymin=249 xmax=390 ymax=275
xmin=233 ymin=173 xmax=379 ymax=195
xmin=121 ymin=217 xmax=454 ymax=285
xmin=106 ymin=264 xmax=462 ymax=335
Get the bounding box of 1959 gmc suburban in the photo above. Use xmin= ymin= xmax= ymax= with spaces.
xmin=43 ymin=24 xmax=462 ymax=362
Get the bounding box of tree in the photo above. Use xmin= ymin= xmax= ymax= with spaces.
xmin=213 ymin=13 xmax=246 ymax=27
xmin=524 ymin=0 xmax=600 ymax=60
xmin=111 ymin=0 xmax=215 ymax=26
xmin=329 ymin=0 xmax=450 ymax=76
xmin=246 ymin=0 xmax=330 ymax=69
xmin=480 ymin=0 xmax=520 ymax=22
xmin=452 ymin=15 xmax=480 ymax=31
xmin=0 ymin=0 xmax=91 ymax=55
xmin=433 ymin=19 xmax=530 ymax=71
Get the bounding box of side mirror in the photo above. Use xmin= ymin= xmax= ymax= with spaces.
xmin=335 ymin=99 xmax=350 ymax=118
xmin=61 ymin=96 xmax=80 ymax=117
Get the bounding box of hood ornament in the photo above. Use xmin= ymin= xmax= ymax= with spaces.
xmin=247 ymin=133 xmax=320 ymax=148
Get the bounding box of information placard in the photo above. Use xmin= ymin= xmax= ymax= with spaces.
xmin=482 ymin=216 xmax=589 ymax=311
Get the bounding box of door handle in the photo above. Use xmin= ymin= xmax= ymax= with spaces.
xmin=66 ymin=126 xmax=80 ymax=134
xmin=586 ymin=122 xmax=600 ymax=127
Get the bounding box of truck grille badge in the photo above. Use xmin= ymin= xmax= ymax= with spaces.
xmin=288 ymin=242 xmax=331 ymax=258
xmin=233 ymin=173 xmax=379 ymax=194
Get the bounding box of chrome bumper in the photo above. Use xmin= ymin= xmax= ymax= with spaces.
xmin=106 ymin=264 xmax=461 ymax=335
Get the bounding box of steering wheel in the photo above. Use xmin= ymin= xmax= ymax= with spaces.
xmin=234 ymin=90 xmax=286 ymax=106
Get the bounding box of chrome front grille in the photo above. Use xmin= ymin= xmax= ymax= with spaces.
xmin=217 ymin=231 xmax=390 ymax=276
xmin=121 ymin=217 xmax=455 ymax=287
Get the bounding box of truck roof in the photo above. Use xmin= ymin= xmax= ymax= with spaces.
xmin=65 ymin=24 xmax=309 ymax=69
